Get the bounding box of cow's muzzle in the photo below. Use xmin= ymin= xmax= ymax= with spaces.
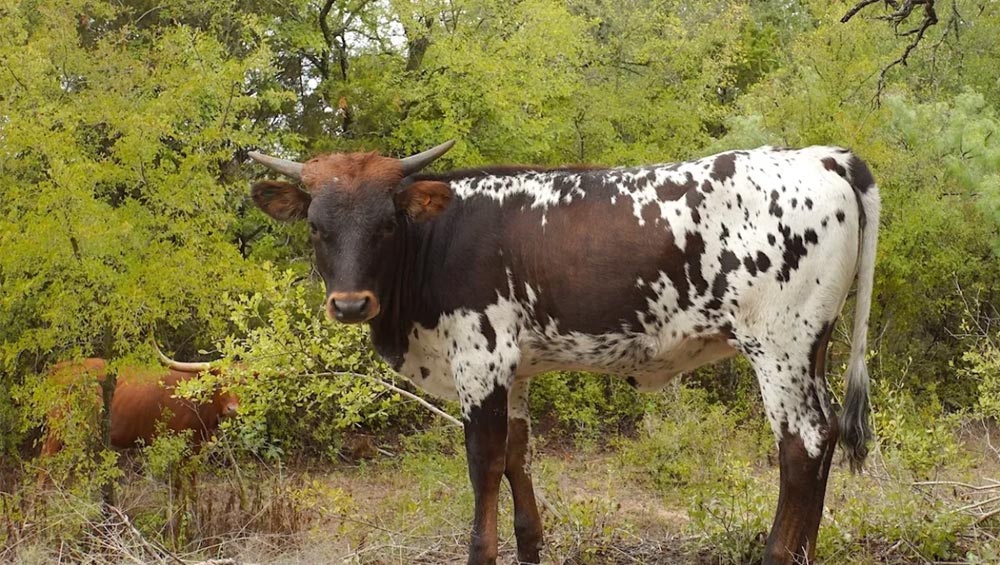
xmin=327 ymin=291 xmax=380 ymax=324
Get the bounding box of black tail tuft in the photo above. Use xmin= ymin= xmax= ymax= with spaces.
xmin=838 ymin=378 xmax=872 ymax=472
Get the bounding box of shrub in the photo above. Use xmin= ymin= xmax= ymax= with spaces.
xmin=873 ymin=381 xmax=967 ymax=477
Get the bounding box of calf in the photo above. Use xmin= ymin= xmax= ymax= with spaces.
xmin=249 ymin=142 xmax=879 ymax=564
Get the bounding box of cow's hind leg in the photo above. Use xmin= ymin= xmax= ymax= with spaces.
xmin=506 ymin=378 xmax=543 ymax=563
xmin=741 ymin=321 xmax=838 ymax=564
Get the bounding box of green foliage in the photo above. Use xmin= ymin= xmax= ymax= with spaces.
xmin=4 ymin=0 xmax=1000 ymax=558
xmin=687 ymin=464 xmax=775 ymax=565
xmin=874 ymin=380 xmax=968 ymax=477
xmin=0 ymin=0 xmax=289 ymax=458
xmin=620 ymin=385 xmax=771 ymax=493
xmin=818 ymin=465 xmax=974 ymax=563
xmin=529 ymin=372 xmax=662 ymax=441
xmin=218 ymin=268 xmax=437 ymax=460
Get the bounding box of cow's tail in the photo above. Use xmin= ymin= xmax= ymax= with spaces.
xmin=839 ymin=154 xmax=880 ymax=473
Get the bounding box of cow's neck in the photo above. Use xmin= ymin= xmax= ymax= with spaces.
xmin=367 ymin=216 xmax=432 ymax=368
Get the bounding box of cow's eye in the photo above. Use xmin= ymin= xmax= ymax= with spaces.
xmin=309 ymin=222 xmax=319 ymax=236
xmin=380 ymin=221 xmax=396 ymax=237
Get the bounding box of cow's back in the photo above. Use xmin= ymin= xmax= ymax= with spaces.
xmin=395 ymin=146 xmax=867 ymax=395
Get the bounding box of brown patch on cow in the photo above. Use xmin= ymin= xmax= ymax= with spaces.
xmin=765 ymin=423 xmax=838 ymax=564
xmin=394 ymin=180 xmax=453 ymax=221
xmin=301 ymin=151 xmax=404 ymax=193
xmin=500 ymin=189 xmax=716 ymax=333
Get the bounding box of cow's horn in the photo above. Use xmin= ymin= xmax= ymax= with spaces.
xmin=399 ymin=140 xmax=455 ymax=176
xmin=248 ymin=151 xmax=303 ymax=180
xmin=153 ymin=341 xmax=213 ymax=373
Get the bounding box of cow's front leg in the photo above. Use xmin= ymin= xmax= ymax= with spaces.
xmin=506 ymin=378 xmax=543 ymax=563
xmin=463 ymin=384 xmax=509 ymax=565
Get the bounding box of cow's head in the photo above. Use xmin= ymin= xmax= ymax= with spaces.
xmin=213 ymin=387 xmax=240 ymax=418
xmin=249 ymin=141 xmax=455 ymax=323
xmin=154 ymin=342 xmax=241 ymax=418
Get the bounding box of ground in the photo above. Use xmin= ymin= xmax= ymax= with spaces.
xmin=9 ymin=413 xmax=1000 ymax=564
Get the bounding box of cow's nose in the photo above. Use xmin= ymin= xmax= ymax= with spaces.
xmin=334 ymin=297 xmax=368 ymax=319
xmin=328 ymin=291 xmax=379 ymax=323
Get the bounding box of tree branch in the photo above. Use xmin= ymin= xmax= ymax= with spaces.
xmin=841 ymin=0 xmax=940 ymax=104
xmin=841 ymin=0 xmax=884 ymax=23
xmin=318 ymin=0 xmax=335 ymax=81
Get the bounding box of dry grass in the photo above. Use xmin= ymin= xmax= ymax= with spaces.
xmin=7 ymin=420 xmax=1000 ymax=564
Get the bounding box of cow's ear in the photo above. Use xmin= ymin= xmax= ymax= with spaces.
xmin=394 ymin=180 xmax=452 ymax=221
xmin=252 ymin=180 xmax=311 ymax=222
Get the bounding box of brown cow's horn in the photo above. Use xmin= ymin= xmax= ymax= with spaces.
xmin=248 ymin=151 xmax=303 ymax=180
xmin=153 ymin=341 xmax=212 ymax=373
xmin=399 ymin=140 xmax=455 ymax=176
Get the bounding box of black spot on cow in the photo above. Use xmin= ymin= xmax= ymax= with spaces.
xmin=710 ymin=153 xmax=737 ymax=182
xmin=743 ymin=254 xmax=758 ymax=276
xmin=720 ymin=224 xmax=730 ymax=239
xmin=775 ymin=223 xmax=820 ymax=283
xmin=719 ymin=322 xmax=735 ymax=339
xmin=847 ymin=154 xmax=875 ymax=193
xmin=686 ymin=189 xmax=705 ymax=224
xmin=700 ymin=179 xmax=714 ymax=194
xmin=756 ymin=251 xmax=771 ymax=272
xmin=656 ymin=172 xmax=697 ymax=201
xmin=626 ymin=376 xmax=639 ymax=388
xmin=805 ymin=198 xmax=813 ymax=209
xmin=420 ymin=367 xmax=430 ymax=379
xmin=769 ymin=199 xmax=783 ymax=218
xmin=836 ymin=210 xmax=846 ymax=223
xmin=767 ymin=233 xmax=776 ymax=245
xmin=719 ymin=250 xmax=740 ymax=273
xmin=705 ymin=272 xmax=729 ymax=311
xmin=821 ymin=157 xmax=847 ymax=179
xmin=684 ymin=231 xmax=709 ymax=298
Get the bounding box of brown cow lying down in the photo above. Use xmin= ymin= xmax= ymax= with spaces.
xmin=39 ymin=355 xmax=238 ymax=457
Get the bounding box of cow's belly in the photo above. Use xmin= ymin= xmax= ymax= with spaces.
xmin=396 ymin=312 xmax=740 ymax=400
xmin=518 ymin=330 xmax=738 ymax=390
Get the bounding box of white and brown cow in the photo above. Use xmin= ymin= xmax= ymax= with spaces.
xmin=248 ymin=141 xmax=880 ymax=565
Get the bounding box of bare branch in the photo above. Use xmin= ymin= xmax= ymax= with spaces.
xmin=842 ymin=0 xmax=940 ymax=104
xmin=841 ymin=0 xmax=884 ymax=23
xmin=308 ymin=370 xmax=463 ymax=427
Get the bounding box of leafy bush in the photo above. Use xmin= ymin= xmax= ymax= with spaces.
xmin=818 ymin=462 xmax=974 ymax=563
xmin=687 ymin=464 xmax=775 ymax=565
xmin=620 ymin=385 xmax=771 ymax=493
xmin=873 ymin=381 xmax=967 ymax=477
xmin=529 ymin=372 xmax=664 ymax=442
xmin=217 ymin=268 xmax=442 ymax=460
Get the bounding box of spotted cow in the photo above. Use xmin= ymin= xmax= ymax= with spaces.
xmin=249 ymin=142 xmax=880 ymax=565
